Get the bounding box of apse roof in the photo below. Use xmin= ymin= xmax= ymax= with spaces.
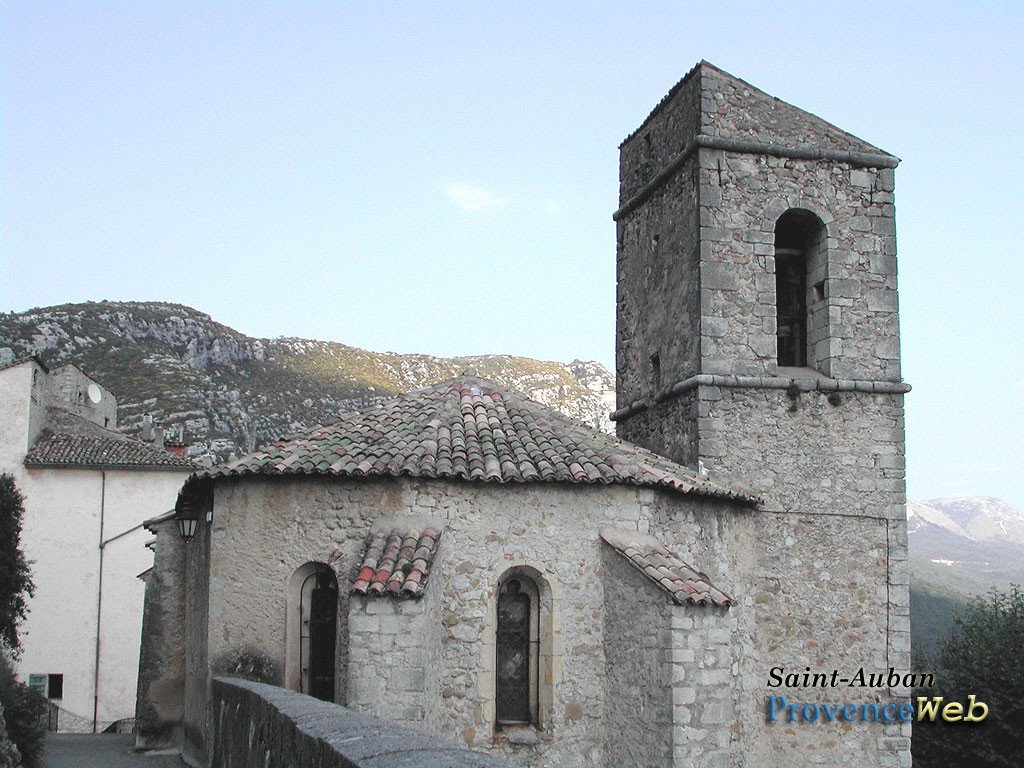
xmin=198 ymin=372 xmax=758 ymax=505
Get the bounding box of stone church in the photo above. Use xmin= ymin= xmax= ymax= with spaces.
xmin=137 ymin=62 xmax=910 ymax=767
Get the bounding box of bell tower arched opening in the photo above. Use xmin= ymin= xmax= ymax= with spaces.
xmin=774 ymin=209 xmax=828 ymax=372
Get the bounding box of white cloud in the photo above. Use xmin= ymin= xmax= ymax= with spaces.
xmin=442 ymin=184 xmax=501 ymax=213
xmin=530 ymin=197 xmax=563 ymax=214
xmin=441 ymin=184 xmax=564 ymax=215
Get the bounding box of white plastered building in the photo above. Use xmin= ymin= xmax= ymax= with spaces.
xmin=0 ymin=357 xmax=192 ymax=732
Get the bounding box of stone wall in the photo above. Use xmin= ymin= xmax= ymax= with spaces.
xmin=136 ymin=517 xmax=187 ymax=748
xmin=210 ymin=676 xmax=516 ymax=768
xmin=695 ymin=152 xmax=899 ymax=381
xmin=614 ymin=63 xmax=910 ymax=766
xmin=616 ymin=64 xmax=902 ymax=397
xmin=668 ymin=603 xmax=737 ymax=766
xmin=615 ymin=166 xmax=703 ymax=409
xmin=616 ymin=389 xmax=700 ymax=469
xmin=204 ymin=476 xmax=382 ymax=705
xmin=160 ymin=467 xmax=914 ymax=767
xmin=44 ymin=364 xmax=117 ymax=429
xmin=348 ymin=579 xmax=445 ymax=731
xmin=616 ymin=81 xmax=704 ymax=410
xmin=699 ymin=387 xmax=907 ymax=518
xmin=617 ymin=65 xmax=702 ymax=202
xmin=601 ymin=545 xmax=673 ymax=767
xmin=649 ymin=491 xmax=908 ymax=767
xmin=195 ymin=474 xmax=748 ymax=767
xmin=183 ymin=516 xmax=211 ymax=764
xmin=746 ymin=511 xmax=907 ymax=766
xmin=696 ymin=65 xmax=887 ymax=155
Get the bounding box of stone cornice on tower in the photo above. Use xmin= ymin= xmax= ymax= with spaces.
xmin=615 ymin=62 xmax=899 ymax=221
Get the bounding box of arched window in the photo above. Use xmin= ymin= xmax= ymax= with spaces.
xmin=495 ymin=573 xmax=540 ymax=726
xmin=285 ymin=563 xmax=338 ymax=702
xmin=774 ymin=209 xmax=827 ymax=369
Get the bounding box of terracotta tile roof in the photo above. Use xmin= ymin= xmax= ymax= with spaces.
xmin=25 ymin=429 xmax=196 ymax=470
xmin=352 ymin=527 xmax=441 ymax=598
xmin=200 ymin=372 xmax=758 ymax=504
xmin=600 ymin=527 xmax=736 ymax=607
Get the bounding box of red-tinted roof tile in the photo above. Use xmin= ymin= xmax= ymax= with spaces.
xmin=600 ymin=527 xmax=736 ymax=608
xmin=352 ymin=526 xmax=441 ymax=599
xmin=25 ymin=429 xmax=195 ymax=470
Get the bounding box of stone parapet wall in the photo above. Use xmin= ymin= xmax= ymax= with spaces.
xmin=210 ymin=676 xmax=517 ymax=768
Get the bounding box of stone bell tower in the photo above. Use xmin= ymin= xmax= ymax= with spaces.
xmin=612 ymin=62 xmax=912 ymax=765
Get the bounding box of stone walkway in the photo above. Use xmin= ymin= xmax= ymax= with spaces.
xmin=41 ymin=734 xmax=184 ymax=768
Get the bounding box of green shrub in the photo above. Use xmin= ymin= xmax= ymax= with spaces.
xmin=212 ymin=647 xmax=281 ymax=685
xmin=0 ymin=657 xmax=46 ymax=767
xmin=912 ymin=586 xmax=1024 ymax=767
xmin=0 ymin=475 xmax=33 ymax=652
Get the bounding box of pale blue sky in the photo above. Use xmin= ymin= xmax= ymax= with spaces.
xmin=2 ymin=2 xmax=1022 ymax=509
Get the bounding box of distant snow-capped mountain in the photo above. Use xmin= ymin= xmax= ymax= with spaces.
xmin=909 ymin=497 xmax=1024 ymax=594
xmin=908 ymin=497 xmax=1024 ymax=655
xmin=908 ymin=497 xmax=1024 ymax=544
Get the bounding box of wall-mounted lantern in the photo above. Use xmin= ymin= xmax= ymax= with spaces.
xmin=174 ymin=482 xmax=212 ymax=542
xmin=177 ymin=516 xmax=199 ymax=541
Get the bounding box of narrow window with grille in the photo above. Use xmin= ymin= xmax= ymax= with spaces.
xmin=495 ymin=576 xmax=539 ymax=725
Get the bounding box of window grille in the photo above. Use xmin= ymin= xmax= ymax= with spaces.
xmin=496 ymin=577 xmax=539 ymax=725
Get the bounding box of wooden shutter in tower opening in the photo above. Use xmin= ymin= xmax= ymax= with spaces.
xmin=775 ymin=247 xmax=807 ymax=367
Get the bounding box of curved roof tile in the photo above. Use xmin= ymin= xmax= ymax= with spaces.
xmin=600 ymin=527 xmax=736 ymax=607
xmin=26 ymin=430 xmax=195 ymax=470
xmin=199 ymin=373 xmax=758 ymax=504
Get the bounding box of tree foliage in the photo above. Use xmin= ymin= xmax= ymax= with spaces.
xmin=913 ymin=586 xmax=1024 ymax=767
xmin=0 ymin=659 xmax=46 ymax=766
xmin=0 ymin=475 xmax=33 ymax=652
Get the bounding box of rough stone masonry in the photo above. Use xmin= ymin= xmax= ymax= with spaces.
xmin=138 ymin=61 xmax=911 ymax=768
xmin=613 ymin=61 xmax=910 ymax=766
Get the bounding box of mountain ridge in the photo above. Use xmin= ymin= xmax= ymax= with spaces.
xmin=0 ymin=301 xmax=616 ymax=465
xmin=908 ymin=496 xmax=1024 ymax=656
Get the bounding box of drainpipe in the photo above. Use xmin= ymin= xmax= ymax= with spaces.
xmin=93 ymin=470 xmax=106 ymax=733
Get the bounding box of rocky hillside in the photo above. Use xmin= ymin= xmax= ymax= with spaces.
xmin=0 ymin=301 xmax=615 ymax=465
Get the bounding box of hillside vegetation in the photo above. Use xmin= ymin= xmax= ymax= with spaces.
xmin=0 ymin=301 xmax=615 ymax=465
